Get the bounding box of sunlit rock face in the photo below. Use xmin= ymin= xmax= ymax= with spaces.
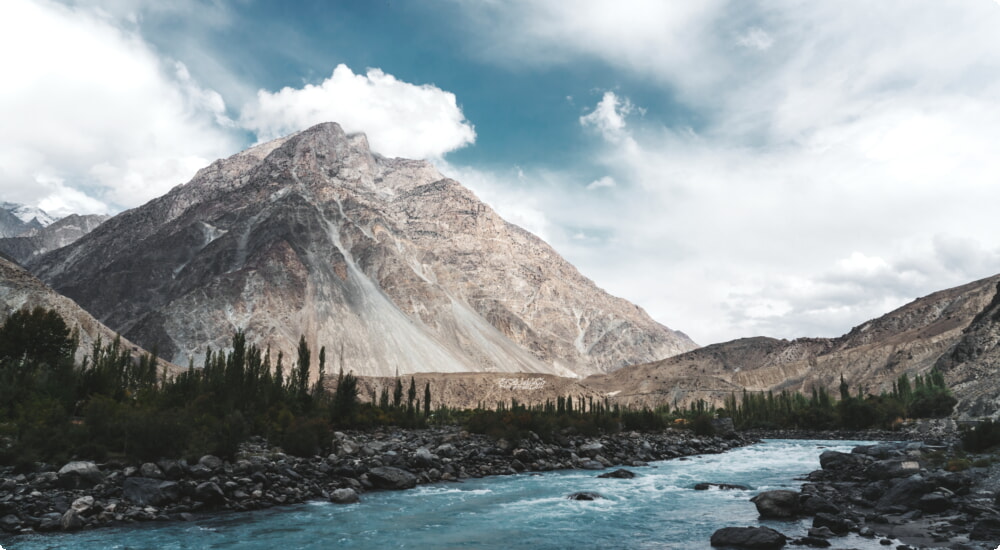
xmin=30 ymin=122 xmax=695 ymax=378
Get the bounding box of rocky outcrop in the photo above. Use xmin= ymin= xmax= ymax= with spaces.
xmin=29 ymin=122 xmax=695 ymax=379
xmin=0 ymin=213 xmax=107 ymax=264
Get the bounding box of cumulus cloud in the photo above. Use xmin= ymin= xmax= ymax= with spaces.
xmin=240 ymin=65 xmax=476 ymax=159
xmin=0 ymin=0 xmax=241 ymax=213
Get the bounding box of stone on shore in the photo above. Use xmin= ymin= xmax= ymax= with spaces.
xmin=750 ymin=490 xmax=800 ymax=518
xmin=367 ymin=466 xmax=417 ymax=490
xmin=710 ymin=526 xmax=787 ymax=548
xmin=330 ymin=488 xmax=359 ymax=504
xmin=56 ymin=461 xmax=103 ymax=489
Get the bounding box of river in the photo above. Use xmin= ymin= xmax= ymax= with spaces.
xmin=6 ymin=439 xmax=895 ymax=549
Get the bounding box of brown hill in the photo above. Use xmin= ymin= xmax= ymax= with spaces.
xmin=584 ymin=274 xmax=1000 ymax=417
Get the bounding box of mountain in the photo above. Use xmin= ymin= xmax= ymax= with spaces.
xmin=587 ymin=274 xmax=1000 ymax=417
xmin=0 ymin=256 xmax=151 ymax=364
xmin=0 ymin=202 xmax=56 ymax=238
xmin=29 ymin=122 xmax=696 ymax=378
xmin=0 ymin=213 xmax=108 ymax=265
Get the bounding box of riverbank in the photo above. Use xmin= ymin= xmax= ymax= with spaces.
xmin=0 ymin=426 xmax=754 ymax=537
xmin=714 ymin=437 xmax=1000 ymax=549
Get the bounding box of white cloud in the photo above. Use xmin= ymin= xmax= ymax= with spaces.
xmin=240 ymin=65 xmax=476 ymax=160
xmin=0 ymin=0 xmax=241 ymax=213
xmin=580 ymin=92 xmax=633 ymax=143
xmin=737 ymin=27 xmax=773 ymax=51
xmin=586 ymin=176 xmax=617 ymax=190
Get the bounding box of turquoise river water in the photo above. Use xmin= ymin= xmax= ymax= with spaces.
xmin=4 ymin=439 xmax=900 ymax=549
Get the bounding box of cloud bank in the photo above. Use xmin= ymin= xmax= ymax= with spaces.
xmin=0 ymin=0 xmax=240 ymax=215
xmin=449 ymin=0 xmax=1000 ymax=344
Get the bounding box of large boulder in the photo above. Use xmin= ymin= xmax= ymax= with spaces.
xmin=330 ymin=488 xmax=359 ymax=504
xmin=863 ymin=459 xmax=921 ymax=481
xmin=799 ymin=494 xmax=839 ymax=515
xmin=367 ymin=467 xmax=417 ymax=490
xmin=710 ymin=526 xmax=787 ymax=549
xmin=818 ymin=451 xmax=865 ymax=472
xmin=195 ymin=481 xmax=226 ymax=504
xmin=56 ymin=461 xmax=103 ymax=489
xmin=124 ymin=477 xmax=181 ymax=507
xmin=811 ymin=512 xmax=851 ymax=534
xmin=876 ymin=475 xmax=933 ymax=511
xmin=750 ymin=490 xmax=800 ymax=518
xmin=59 ymin=509 xmax=85 ymax=531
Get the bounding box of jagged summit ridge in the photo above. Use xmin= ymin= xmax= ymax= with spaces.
xmin=31 ymin=122 xmax=696 ymax=378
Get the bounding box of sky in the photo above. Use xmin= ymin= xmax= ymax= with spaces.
xmin=3 ymin=0 xmax=1000 ymax=346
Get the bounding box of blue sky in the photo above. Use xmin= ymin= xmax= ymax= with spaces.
xmin=4 ymin=0 xmax=1000 ymax=346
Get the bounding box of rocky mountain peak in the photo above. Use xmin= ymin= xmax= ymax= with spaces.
xmin=30 ymin=122 xmax=696 ymax=379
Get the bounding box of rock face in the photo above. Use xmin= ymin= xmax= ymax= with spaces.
xmin=588 ymin=274 xmax=1000 ymax=416
xmin=0 ymin=213 xmax=107 ymax=264
xmin=30 ymin=122 xmax=695 ymax=378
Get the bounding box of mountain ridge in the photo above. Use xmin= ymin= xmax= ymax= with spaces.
xmin=30 ymin=122 xmax=696 ymax=379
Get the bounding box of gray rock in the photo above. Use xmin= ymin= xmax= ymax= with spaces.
xmin=435 ymin=443 xmax=457 ymax=458
xmin=140 ymin=462 xmax=164 ymax=479
xmin=367 ymin=467 xmax=417 ymax=490
xmin=694 ymin=482 xmax=748 ymax=490
xmin=599 ymin=469 xmax=637 ymax=479
xmin=411 ymin=447 xmax=436 ymax=467
xmin=198 ymin=455 xmax=223 ymax=470
xmin=579 ymin=459 xmax=605 ymax=470
xmin=195 ymin=481 xmax=226 ymax=504
xmin=819 ymin=451 xmax=865 ymax=472
xmin=71 ymin=495 xmax=95 ymax=514
xmin=579 ymin=442 xmax=603 ymax=458
xmin=567 ymin=491 xmax=604 ymax=501
xmin=0 ymin=514 xmax=20 ymax=533
xmin=56 ymin=461 xmax=103 ymax=489
xmin=750 ymin=490 xmax=800 ymax=518
xmin=916 ymin=491 xmax=951 ymax=513
xmin=330 ymin=488 xmax=359 ymax=504
xmin=710 ymin=526 xmax=787 ymax=548
xmin=876 ymin=475 xmax=933 ymax=511
xmin=60 ymin=509 xmax=85 ymax=531
xmin=811 ymin=512 xmax=851 ymax=534
xmin=800 ymin=494 xmax=839 ymax=515
xmin=124 ymin=477 xmax=180 ymax=507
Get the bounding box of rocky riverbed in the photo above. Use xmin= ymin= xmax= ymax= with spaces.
xmin=711 ymin=437 xmax=1000 ymax=549
xmin=0 ymin=426 xmax=753 ymax=537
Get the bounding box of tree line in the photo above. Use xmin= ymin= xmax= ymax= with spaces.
xmin=0 ymin=306 xmax=968 ymax=469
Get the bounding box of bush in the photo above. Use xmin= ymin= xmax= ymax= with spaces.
xmin=281 ymin=416 xmax=332 ymax=457
xmin=962 ymin=420 xmax=1000 ymax=452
